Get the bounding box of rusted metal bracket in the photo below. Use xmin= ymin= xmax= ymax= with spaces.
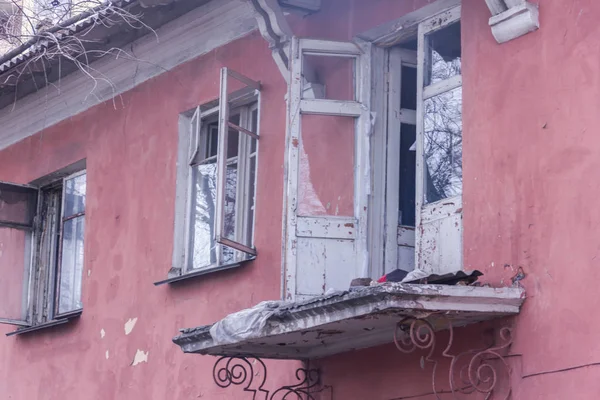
xmin=213 ymin=356 xmax=323 ymax=400
xmin=394 ymin=317 xmax=514 ymax=400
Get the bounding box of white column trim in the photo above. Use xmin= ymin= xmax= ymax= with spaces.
xmin=486 ymin=1 xmax=540 ymax=44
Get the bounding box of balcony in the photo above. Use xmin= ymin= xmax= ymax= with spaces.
xmin=173 ymin=282 xmax=524 ymax=360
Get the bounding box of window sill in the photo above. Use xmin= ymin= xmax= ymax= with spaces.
xmin=6 ymin=312 xmax=81 ymax=337
xmin=154 ymin=257 xmax=256 ymax=286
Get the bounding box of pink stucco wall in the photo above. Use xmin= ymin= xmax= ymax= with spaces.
xmin=313 ymin=0 xmax=600 ymax=399
xmin=0 ymin=29 xmax=300 ymax=399
xmin=0 ymin=0 xmax=597 ymax=399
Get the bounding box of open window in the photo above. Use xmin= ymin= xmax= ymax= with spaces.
xmin=414 ymin=8 xmax=463 ymax=275
xmin=381 ymin=6 xmax=463 ymax=277
xmin=0 ymin=165 xmax=87 ymax=335
xmin=164 ymin=68 xmax=260 ymax=284
xmin=0 ymin=182 xmax=37 ymax=327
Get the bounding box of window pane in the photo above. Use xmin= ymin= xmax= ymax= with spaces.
xmin=423 ymin=86 xmax=462 ymax=204
xmin=223 ymin=161 xmax=238 ymax=243
xmin=0 ymin=227 xmax=30 ymax=323
xmin=63 ymin=173 xmax=86 ymax=217
xmin=424 ymin=21 xmax=461 ymax=86
xmin=400 ymin=66 xmax=417 ymax=110
xmin=0 ymin=182 xmax=37 ymax=227
xmin=190 ymin=163 xmax=217 ymax=269
xmin=298 ymin=114 xmax=354 ymax=216
xmin=251 ymin=109 xmax=258 ymax=153
xmin=247 ymin=155 xmax=257 ymax=247
xmin=227 ymin=129 xmax=239 ymax=160
xmin=57 ymin=217 xmax=85 ymax=314
xmin=302 ymin=55 xmax=355 ymax=100
xmin=399 ymin=124 xmax=416 ymax=226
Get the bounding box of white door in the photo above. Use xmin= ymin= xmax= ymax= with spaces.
xmin=384 ymin=47 xmax=418 ymax=275
xmin=415 ymin=7 xmax=463 ymax=275
xmin=284 ymin=37 xmax=371 ymax=300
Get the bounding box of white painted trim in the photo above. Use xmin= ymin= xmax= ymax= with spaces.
xmin=396 ymin=49 xmax=418 ymax=66
xmin=299 ymin=99 xmax=364 ymax=117
xmin=284 ymin=36 xmax=303 ymax=301
xmin=300 ymin=39 xmax=363 ymax=56
xmin=352 ymin=37 xmax=372 ymax=280
xmin=171 ymin=113 xmax=193 ymax=278
xmin=399 ymin=109 xmax=417 ymax=125
xmin=485 ymin=0 xmax=507 ymax=16
xmin=215 ymin=68 xmax=231 ymax=266
xmin=357 ymin=0 xmax=461 ymax=47
xmin=367 ymin=45 xmax=387 ymax=281
xmin=397 ymin=226 xmax=415 ymax=247
xmin=250 ymin=0 xmax=293 ymax=81
xmin=415 ymin=6 xmax=463 ymax=274
xmin=284 ymin=37 xmax=371 ymax=300
xmin=0 ymin=0 xmax=258 ymax=151
xmin=296 ymin=216 xmax=356 ymax=239
xmin=215 ymin=68 xmax=260 ymax=258
xmin=423 ymin=75 xmax=463 ymax=100
xmin=383 ymin=48 xmax=418 ymax=275
xmin=420 ymin=5 xmax=461 ymax=36
xmin=489 ymin=2 xmax=539 ymax=44
xmin=171 ymin=85 xmax=259 ymax=278
xmin=383 ymin=47 xmax=403 ymax=276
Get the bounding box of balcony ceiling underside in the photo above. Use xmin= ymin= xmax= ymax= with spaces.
xmin=173 ymin=283 xmax=525 ymax=360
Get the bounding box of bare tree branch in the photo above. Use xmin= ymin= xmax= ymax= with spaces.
xmin=0 ymin=0 xmax=159 ymax=108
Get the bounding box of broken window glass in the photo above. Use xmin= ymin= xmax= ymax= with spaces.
xmin=423 ymin=87 xmax=463 ymax=203
xmin=302 ymin=54 xmax=356 ymax=101
xmin=424 ymin=21 xmax=461 ymax=87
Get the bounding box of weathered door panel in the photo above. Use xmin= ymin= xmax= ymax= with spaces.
xmin=296 ymin=237 xmax=355 ymax=299
xmin=417 ymin=204 xmax=462 ymax=274
xmin=284 ymin=37 xmax=371 ymax=300
xmin=414 ymin=7 xmax=463 ymax=275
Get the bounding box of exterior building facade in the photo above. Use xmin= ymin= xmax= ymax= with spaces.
xmin=0 ymin=0 xmax=595 ymax=399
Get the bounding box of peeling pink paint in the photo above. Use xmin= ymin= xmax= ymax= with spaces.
xmin=0 ymin=0 xmax=593 ymax=399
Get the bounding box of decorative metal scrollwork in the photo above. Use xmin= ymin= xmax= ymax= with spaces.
xmin=394 ymin=318 xmax=514 ymax=400
xmin=213 ymin=356 xmax=321 ymax=400
xmin=212 ymin=321 xmax=513 ymax=400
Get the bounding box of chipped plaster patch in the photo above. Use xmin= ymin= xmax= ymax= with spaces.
xmin=131 ymin=349 xmax=148 ymax=366
xmin=100 ymin=329 xmax=106 ymax=339
xmin=105 ymin=350 xmax=109 ymax=359
xmin=124 ymin=318 xmax=138 ymax=335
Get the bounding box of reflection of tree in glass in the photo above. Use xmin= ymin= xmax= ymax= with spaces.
xmin=424 ymin=52 xmax=462 ymax=203
xmin=59 ymin=173 xmax=86 ymax=314
xmin=191 ymin=157 xmax=239 ymax=268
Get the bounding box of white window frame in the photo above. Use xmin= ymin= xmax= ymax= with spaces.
xmin=365 ymin=0 xmax=463 ymax=278
xmin=283 ymin=37 xmax=372 ymax=300
xmin=0 ymin=162 xmax=87 ymax=335
xmin=54 ymin=169 xmax=87 ymax=319
xmin=164 ymin=68 xmax=261 ymax=284
xmin=383 ymin=48 xmax=418 ymax=276
xmin=414 ymin=6 xmax=463 ymax=275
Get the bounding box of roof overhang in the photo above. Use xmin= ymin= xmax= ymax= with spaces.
xmin=173 ymin=283 xmax=525 ymax=360
xmin=0 ymin=0 xmax=210 ymax=109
